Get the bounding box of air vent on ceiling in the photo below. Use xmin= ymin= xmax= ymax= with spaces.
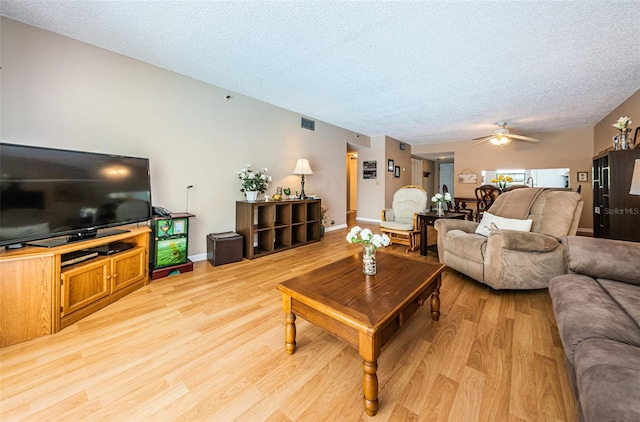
xmin=301 ymin=117 xmax=315 ymax=131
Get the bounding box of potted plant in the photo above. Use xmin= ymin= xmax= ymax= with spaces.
xmin=238 ymin=164 xmax=271 ymax=201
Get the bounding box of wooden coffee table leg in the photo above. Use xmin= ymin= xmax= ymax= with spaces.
xmin=362 ymin=359 xmax=379 ymax=416
xmin=282 ymin=295 xmax=296 ymax=354
xmin=431 ymin=275 xmax=442 ymax=321
xmin=285 ymin=312 xmax=296 ymax=354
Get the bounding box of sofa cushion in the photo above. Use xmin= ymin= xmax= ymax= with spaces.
xmin=563 ymin=236 xmax=640 ymax=286
xmin=474 ymin=212 xmax=532 ymax=237
xmin=380 ymin=220 xmax=414 ymax=231
xmin=529 ymin=190 xmax=582 ymax=239
xmin=574 ymin=338 xmax=640 ymax=422
xmin=444 ymin=229 xmax=486 ymax=263
xmin=599 ymin=278 xmax=640 ymax=328
xmin=549 ymin=274 xmax=640 ymax=362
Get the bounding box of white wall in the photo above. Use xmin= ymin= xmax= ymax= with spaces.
xmin=1 ymin=17 xmax=370 ymax=257
xmin=355 ymin=136 xmax=386 ymax=221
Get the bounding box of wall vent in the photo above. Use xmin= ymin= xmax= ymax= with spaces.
xmin=301 ymin=117 xmax=315 ymax=131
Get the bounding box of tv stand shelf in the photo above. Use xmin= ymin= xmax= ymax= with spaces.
xmin=0 ymin=225 xmax=150 ymax=348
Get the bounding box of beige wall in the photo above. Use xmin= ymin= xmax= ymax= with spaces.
xmin=594 ymin=89 xmax=640 ymax=154
xmin=1 ymin=17 xmax=368 ymax=257
xmin=384 ymin=136 xmax=412 ymax=207
xmin=412 ymin=127 xmax=595 ymax=231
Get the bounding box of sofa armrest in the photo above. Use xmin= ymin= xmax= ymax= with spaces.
xmin=490 ymin=230 xmax=561 ymax=253
xmin=434 ymin=218 xmax=478 ymax=234
xmin=381 ymin=208 xmax=393 ymax=222
xmin=563 ymin=236 xmax=640 ymax=285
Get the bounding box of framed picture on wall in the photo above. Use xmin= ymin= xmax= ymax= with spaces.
xmin=394 ymin=166 xmax=400 ymax=178
xmin=577 ymin=171 xmax=589 ymax=182
xmin=388 ymin=159 xmax=394 ymax=172
xmin=458 ymin=172 xmax=478 ymax=184
xmin=363 ymin=160 xmax=377 ymax=179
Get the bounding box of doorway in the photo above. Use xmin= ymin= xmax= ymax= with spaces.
xmin=346 ymin=150 xmax=358 ymax=224
xmin=439 ymin=162 xmax=454 ymax=197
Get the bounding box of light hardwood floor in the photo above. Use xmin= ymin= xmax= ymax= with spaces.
xmin=0 ymin=221 xmax=577 ymax=421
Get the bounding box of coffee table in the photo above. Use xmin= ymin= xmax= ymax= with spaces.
xmin=276 ymin=253 xmax=445 ymax=416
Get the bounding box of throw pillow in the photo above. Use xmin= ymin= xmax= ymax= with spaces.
xmin=475 ymin=212 xmax=533 ymax=237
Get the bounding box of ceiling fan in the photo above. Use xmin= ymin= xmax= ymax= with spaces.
xmin=472 ymin=122 xmax=540 ymax=145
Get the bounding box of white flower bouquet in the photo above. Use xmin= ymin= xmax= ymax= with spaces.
xmin=238 ymin=164 xmax=272 ymax=194
xmin=346 ymin=226 xmax=390 ymax=250
xmin=431 ymin=192 xmax=452 ymax=203
xmin=612 ymin=116 xmax=632 ymax=131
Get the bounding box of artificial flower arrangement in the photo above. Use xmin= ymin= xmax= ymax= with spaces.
xmin=431 ymin=192 xmax=451 ymax=204
xmin=491 ymin=174 xmax=513 ymax=191
xmin=238 ymin=164 xmax=272 ymax=194
xmin=346 ymin=226 xmax=390 ymax=250
xmin=612 ymin=116 xmax=632 ymax=131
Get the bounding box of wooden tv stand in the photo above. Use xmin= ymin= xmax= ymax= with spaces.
xmin=0 ymin=225 xmax=150 ymax=348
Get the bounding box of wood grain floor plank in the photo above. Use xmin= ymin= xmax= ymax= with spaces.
xmin=0 ymin=222 xmax=578 ymax=421
xmin=414 ymin=372 xmax=459 ymax=422
xmin=511 ymin=311 xmax=539 ymax=421
xmin=448 ymin=366 xmax=486 ymax=421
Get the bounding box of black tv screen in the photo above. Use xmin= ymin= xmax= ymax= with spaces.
xmin=0 ymin=143 xmax=152 ymax=248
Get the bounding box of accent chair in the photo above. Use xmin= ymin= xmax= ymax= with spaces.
xmin=380 ymin=185 xmax=428 ymax=252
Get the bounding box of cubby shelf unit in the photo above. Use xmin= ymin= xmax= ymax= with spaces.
xmin=236 ymin=199 xmax=322 ymax=259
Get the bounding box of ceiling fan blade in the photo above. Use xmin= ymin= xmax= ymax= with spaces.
xmin=509 ymin=134 xmax=540 ymax=143
xmin=472 ymin=134 xmax=493 ymax=140
xmin=472 ymin=136 xmax=494 ymax=145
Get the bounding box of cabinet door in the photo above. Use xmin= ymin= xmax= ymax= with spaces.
xmin=61 ymin=259 xmax=110 ymax=317
xmin=111 ymin=247 xmax=146 ymax=292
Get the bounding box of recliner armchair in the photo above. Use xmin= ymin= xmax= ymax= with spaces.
xmin=434 ymin=188 xmax=583 ymax=290
xmin=380 ymin=185 xmax=428 ymax=252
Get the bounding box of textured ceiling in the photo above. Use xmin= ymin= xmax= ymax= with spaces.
xmin=2 ymin=1 xmax=639 ymax=145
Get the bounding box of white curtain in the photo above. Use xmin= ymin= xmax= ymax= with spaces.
xmin=411 ymin=158 xmax=423 ymax=190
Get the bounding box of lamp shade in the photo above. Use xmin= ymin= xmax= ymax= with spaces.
xmin=292 ymin=159 xmax=313 ymax=175
xmin=630 ymin=159 xmax=640 ymax=195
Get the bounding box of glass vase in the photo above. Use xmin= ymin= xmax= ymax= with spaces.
xmin=362 ymin=244 xmax=376 ymax=275
xmin=436 ymin=201 xmax=444 ymax=217
xmin=620 ymin=130 xmax=629 ymax=150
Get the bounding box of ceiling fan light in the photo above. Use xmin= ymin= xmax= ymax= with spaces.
xmin=490 ymin=136 xmax=511 ymax=146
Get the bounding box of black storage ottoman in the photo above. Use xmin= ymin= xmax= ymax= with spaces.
xmin=207 ymin=232 xmax=243 ymax=266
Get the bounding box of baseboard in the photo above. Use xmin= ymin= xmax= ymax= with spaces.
xmin=326 ymin=224 xmax=347 ymax=232
xmin=356 ymin=217 xmax=381 ymax=223
xmin=189 ymin=252 xmax=207 ymax=262
xmin=576 ymin=228 xmax=594 ymax=237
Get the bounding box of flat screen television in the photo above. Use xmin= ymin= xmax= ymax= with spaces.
xmin=0 ymin=143 xmax=152 ymax=248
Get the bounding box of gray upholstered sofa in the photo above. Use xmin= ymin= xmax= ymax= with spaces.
xmin=549 ymin=236 xmax=640 ymax=421
xmin=435 ymin=188 xmax=583 ymax=290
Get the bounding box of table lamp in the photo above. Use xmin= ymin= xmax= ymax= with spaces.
xmin=630 ymin=159 xmax=640 ymax=195
xmin=292 ymin=158 xmax=313 ymax=199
